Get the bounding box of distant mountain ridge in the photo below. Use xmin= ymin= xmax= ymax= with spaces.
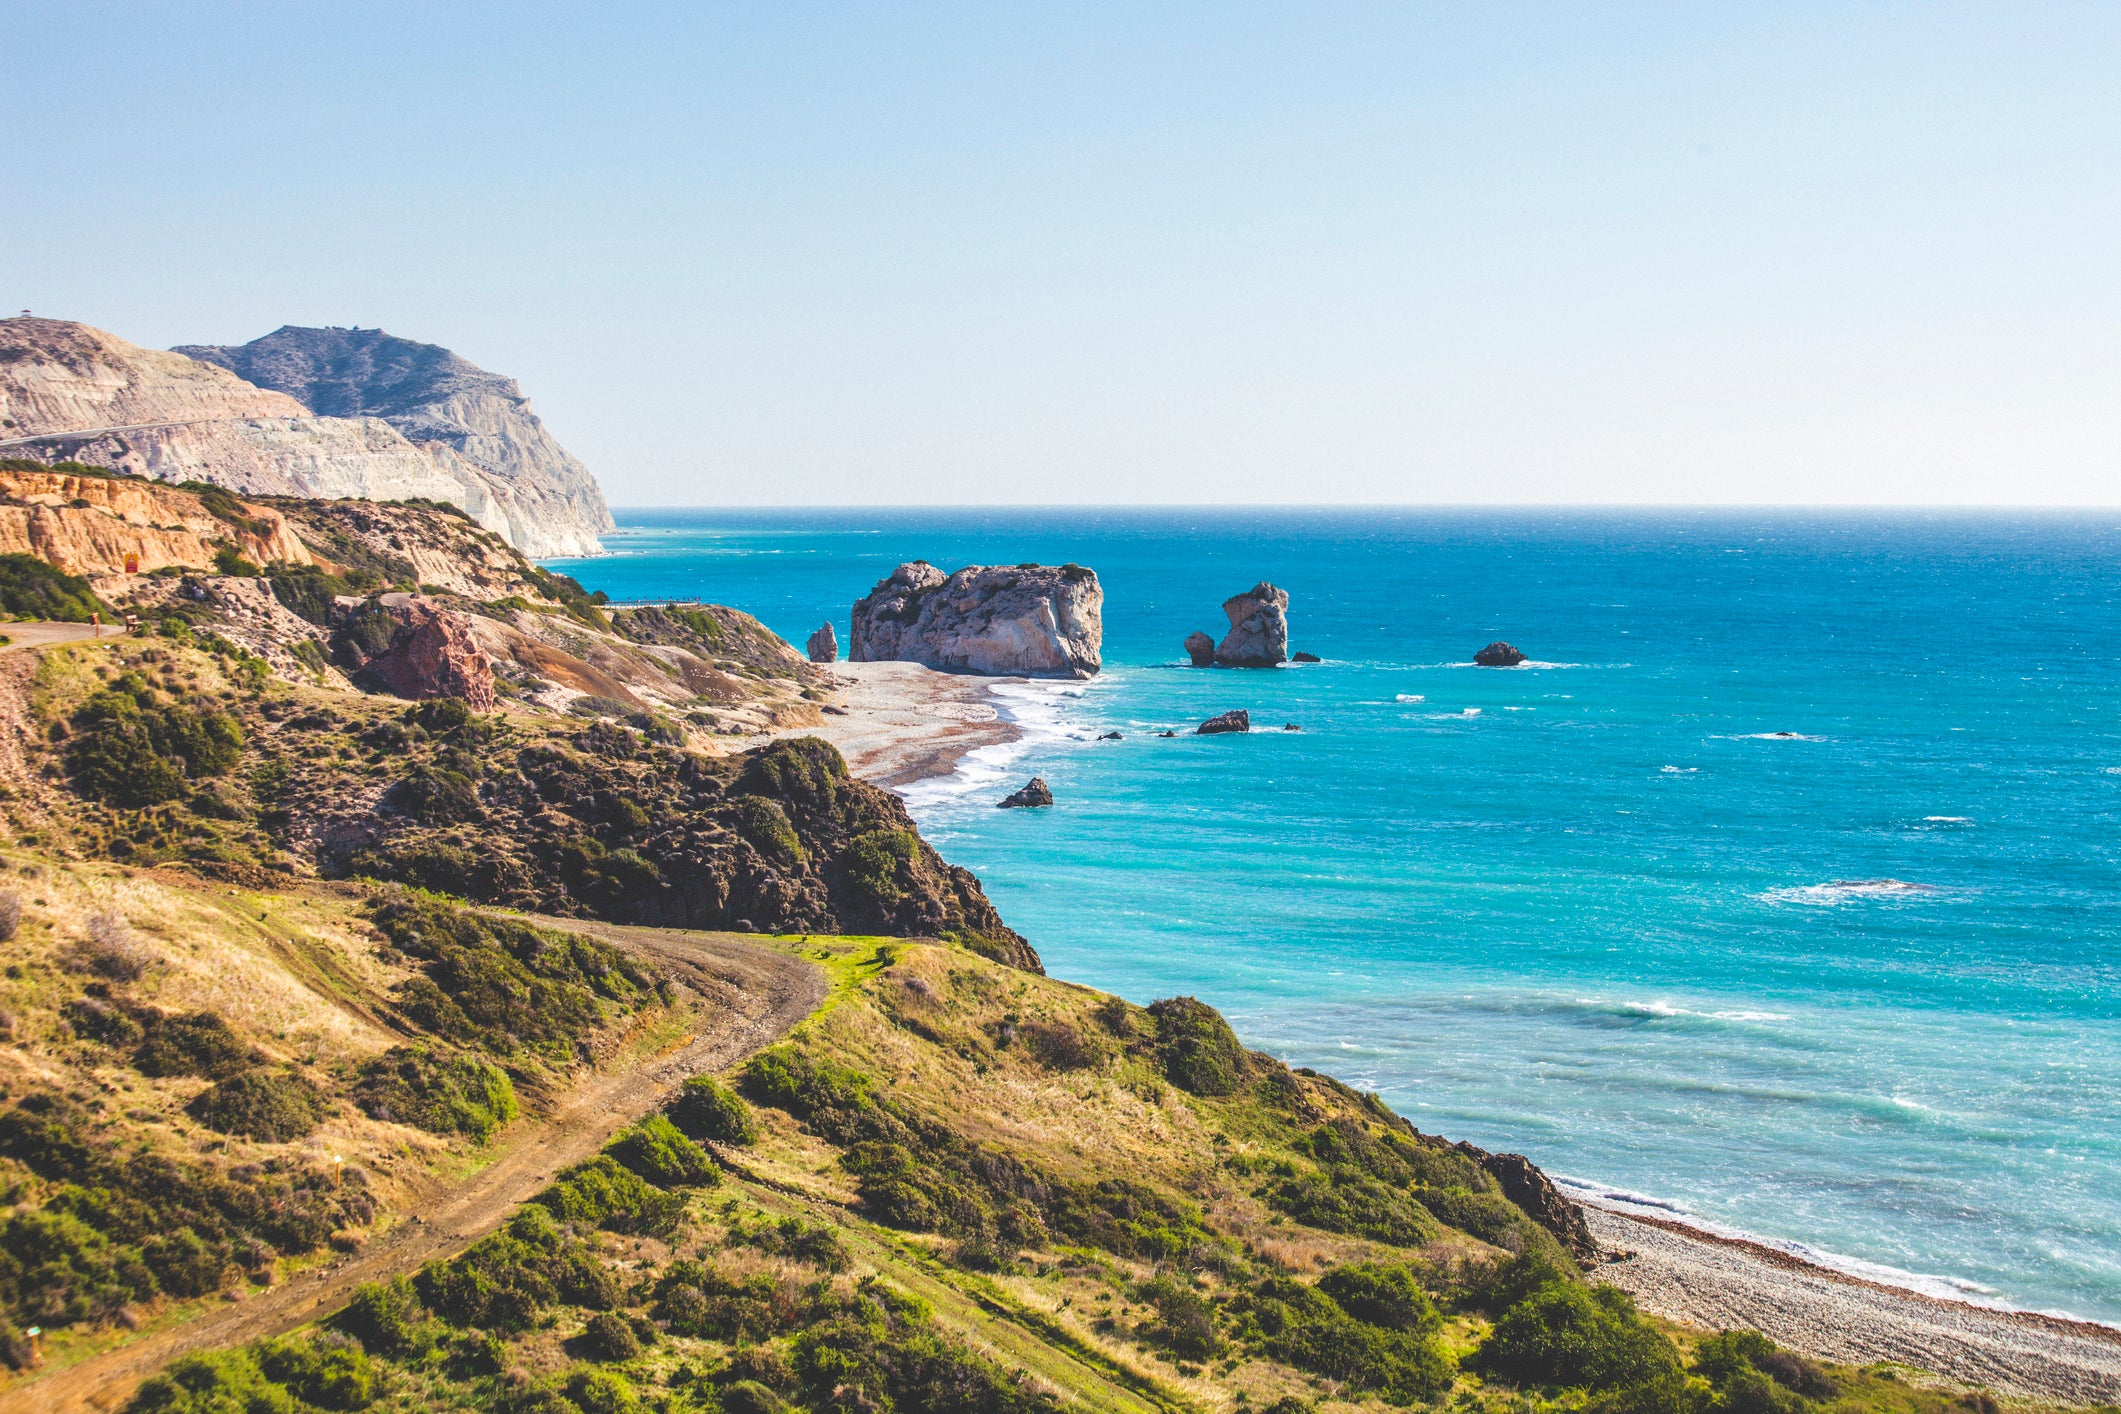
xmin=177 ymin=326 xmax=612 ymax=557
xmin=0 ymin=316 xmax=610 ymax=558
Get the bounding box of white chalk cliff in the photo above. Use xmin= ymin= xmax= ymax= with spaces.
xmin=0 ymin=317 xmax=611 ymax=558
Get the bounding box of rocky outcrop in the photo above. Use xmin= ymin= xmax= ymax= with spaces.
xmin=1292 ymin=651 xmax=1321 ymax=663
xmin=1214 ymin=583 xmax=1289 ymax=667
xmin=850 ymin=561 xmax=1102 ymax=679
xmin=0 ymin=318 xmax=611 ymax=560
xmin=1197 ymin=709 xmax=1251 ymax=735
xmin=807 ymin=623 xmax=838 ymax=663
xmin=177 ymin=326 xmax=612 ymax=558
xmin=997 ymin=778 xmax=1053 ymax=809
xmin=1465 ymin=1149 xmax=1600 ymax=1263
xmin=0 ymin=468 xmax=310 ymax=576
xmin=1184 ymin=630 xmax=1216 ymax=667
xmin=332 ymin=593 xmax=496 ymax=710
xmin=1474 ymin=641 xmax=1527 ymax=667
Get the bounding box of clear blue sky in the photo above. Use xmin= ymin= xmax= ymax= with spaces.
xmin=7 ymin=3 xmax=2118 ymax=506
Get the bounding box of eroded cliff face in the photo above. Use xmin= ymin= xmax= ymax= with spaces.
xmin=849 ymin=561 xmax=1103 ymax=679
xmin=0 ymin=468 xmax=309 ymax=575
xmin=0 ymin=317 xmax=611 ymax=560
xmin=177 ymin=326 xmax=613 ymax=558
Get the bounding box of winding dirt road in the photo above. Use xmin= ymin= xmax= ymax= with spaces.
xmin=6 ymin=921 xmax=825 ymax=1414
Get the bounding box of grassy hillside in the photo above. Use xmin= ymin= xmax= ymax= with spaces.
xmin=93 ymin=933 xmax=2076 ymax=1414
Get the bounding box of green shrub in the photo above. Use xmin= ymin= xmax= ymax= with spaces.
xmin=67 ymin=673 xmax=243 ymax=806
xmin=353 ymin=1046 xmax=517 ymax=1142
xmin=1694 ymin=1329 xmax=1839 ymax=1405
xmin=254 ymin=1335 xmax=379 ymax=1410
xmin=65 ymin=995 xmax=145 ymax=1047
xmin=0 ymin=552 xmax=104 ymax=622
xmin=386 ymin=764 xmax=482 ymax=823
xmin=1261 ymin=1167 xmax=1441 ymax=1246
xmin=135 ymin=1009 xmax=252 ymax=1079
xmin=1318 ymin=1261 xmax=1441 ymax=1333
xmin=606 ymin=1114 xmax=717 ymax=1188
xmin=535 ymin=1155 xmax=687 ymax=1236
xmin=1017 ymin=1017 xmax=1105 ymax=1070
xmin=266 ymin=564 xmax=358 ymax=625
xmin=721 ymin=1381 xmax=795 ymax=1414
xmin=409 ymin=697 xmax=475 ymax=736
xmin=126 ymin=1347 xmax=294 ymax=1414
xmin=1135 ymin=1274 xmax=1223 ymax=1359
xmin=1147 ymin=996 xmax=1248 ymax=1095
xmin=733 ymin=795 xmax=805 ymax=865
xmin=334 ymin=1277 xmax=437 ymax=1359
xmin=1244 ymin=1276 xmax=1452 ymax=1405
xmin=791 ymin=1283 xmax=1060 ymax=1414
xmin=415 ymin=1206 xmax=614 ymax=1331
xmin=564 ymin=1368 xmax=639 ymax=1414
xmin=213 ymin=547 xmax=262 ymax=577
xmin=667 ymin=1075 xmax=757 ymax=1145
xmin=839 ymin=828 xmax=917 ymax=904
xmin=578 ymin=1310 xmax=642 ymax=1362
xmin=725 ymin=1213 xmax=850 ymax=1272
xmin=186 ymin=1070 xmax=324 ymax=1141
xmin=1472 ymin=1281 xmax=1682 ymax=1393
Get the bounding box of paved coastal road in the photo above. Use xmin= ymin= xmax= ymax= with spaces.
xmin=0 ymin=622 xmax=107 ymax=651
xmin=0 ymin=418 xmax=228 ymax=448
xmin=5 ymin=922 xmax=826 ymax=1414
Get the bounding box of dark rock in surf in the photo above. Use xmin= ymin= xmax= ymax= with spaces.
xmin=1184 ymin=631 xmax=1217 ymax=667
xmin=1196 ymin=710 xmax=1251 ymax=736
xmin=1291 ymin=651 xmax=1320 ymax=663
xmin=1474 ymin=641 xmax=1527 ymax=667
xmin=996 ymin=777 xmax=1054 ymax=809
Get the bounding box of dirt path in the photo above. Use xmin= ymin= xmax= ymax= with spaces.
xmin=9 ymin=922 xmax=825 ymax=1414
xmin=0 ymin=621 xmax=104 ymax=652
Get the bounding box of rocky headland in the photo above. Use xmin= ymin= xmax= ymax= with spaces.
xmin=849 ymin=560 xmax=1102 ymax=679
xmin=0 ymin=316 xmax=610 ymax=558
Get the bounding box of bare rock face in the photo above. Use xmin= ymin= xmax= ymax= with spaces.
xmin=176 ymin=326 xmax=613 ymax=558
xmin=1215 ymin=583 xmax=1290 ymax=667
xmin=996 ymin=777 xmax=1054 ymax=809
xmin=1184 ymin=630 xmax=1216 ymax=667
xmin=1197 ymin=709 xmax=1251 ymax=735
xmin=850 ymin=561 xmax=1102 ymax=679
xmin=1474 ymin=641 xmax=1527 ymax=667
xmin=1464 ymin=1149 xmax=1599 ymax=1262
xmin=0 ymin=467 xmax=310 ymax=576
xmin=332 ymin=593 xmax=496 ymax=710
xmin=806 ymin=622 xmax=838 ymax=663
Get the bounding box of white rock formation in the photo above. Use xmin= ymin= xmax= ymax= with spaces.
xmin=0 ymin=317 xmax=611 ymax=559
xmin=1215 ymin=582 xmax=1290 ymax=667
xmin=850 ymin=561 xmax=1102 ymax=679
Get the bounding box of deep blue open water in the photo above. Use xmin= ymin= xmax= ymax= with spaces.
xmin=550 ymin=509 xmax=2121 ymax=1323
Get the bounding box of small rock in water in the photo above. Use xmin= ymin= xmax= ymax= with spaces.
xmin=1159 ymin=730 xmax=1177 ymax=738
xmin=1283 ymin=723 xmax=1301 ymax=731
xmin=1197 ymin=709 xmax=1251 ymax=735
xmin=1291 ymin=651 xmax=1320 ymax=663
xmin=1098 ymin=731 xmax=1121 ymax=740
xmin=806 ymin=622 xmax=838 ymax=663
xmin=997 ymin=777 xmax=1055 ymax=809
xmin=1214 ymin=584 xmax=1290 ymax=667
xmin=1183 ymin=630 xmax=1217 ymax=667
xmin=1474 ymin=641 xmax=1527 ymax=667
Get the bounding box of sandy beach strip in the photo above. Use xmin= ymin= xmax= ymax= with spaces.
xmin=765 ymin=659 xmax=1025 ymax=789
xmin=1582 ymin=1206 xmax=2121 ymax=1404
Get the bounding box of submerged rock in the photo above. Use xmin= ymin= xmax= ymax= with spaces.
xmin=806 ymin=622 xmax=838 ymax=663
xmin=997 ymin=777 xmax=1054 ymax=809
xmin=1184 ymin=630 xmax=1217 ymax=667
xmin=1196 ymin=709 xmax=1251 ymax=735
xmin=1474 ymin=641 xmax=1527 ymax=667
xmin=1215 ymin=583 xmax=1290 ymax=667
xmin=850 ymin=561 xmax=1102 ymax=679
xmin=1098 ymin=731 xmax=1121 ymax=741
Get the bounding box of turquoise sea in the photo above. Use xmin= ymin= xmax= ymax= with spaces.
xmin=550 ymin=509 xmax=2121 ymax=1325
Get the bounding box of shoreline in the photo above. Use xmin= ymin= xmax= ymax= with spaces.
xmin=1583 ymin=1204 xmax=2121 ymax=1404
xmin=764 ymin=659 xmax=1026 ymax=789
xmin=762 ymin=658 xmax=2120 ymax=1403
